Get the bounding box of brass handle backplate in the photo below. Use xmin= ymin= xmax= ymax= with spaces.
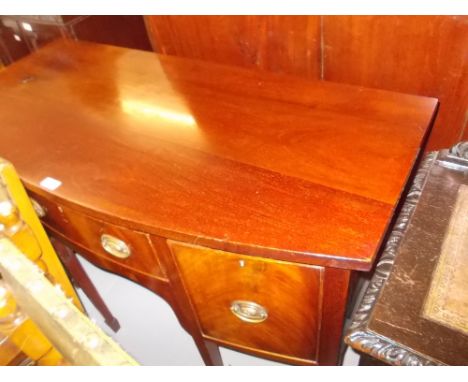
xmin=230 ymin=300 xmax=268 ymax=323
xmin=100 ymin=234 xmax=131 ymax=259
xmin=30 ymin=198 xmax=46 ymax=218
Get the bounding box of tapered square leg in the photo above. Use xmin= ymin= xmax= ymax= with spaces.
xmin=51 ymin=237 xmax=121 ymax=332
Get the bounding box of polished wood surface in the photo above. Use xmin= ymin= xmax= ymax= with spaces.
xmin=319 ymin=267 xmax=350 ymax=365
xmin=145 ymin=16 xmax=321 ymax=79
xmin=0 ymin=40 xmax=438 ymax=365
xmin=151 ymin=235 xmax=224 ymax=365
xmin=29 ymin=190 xmax=166 ymax=280
xmin=170 ymin=241 xmax=323 ymax=364
xmin=0 ymin=39 xmax=436 ymax=271
xmin=146 ymin=16 xmax=466 ymax=151
xmin=323 ymin=16 xmax=468 ymax=150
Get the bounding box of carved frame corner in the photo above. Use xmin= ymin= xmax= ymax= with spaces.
xmin=345 ymin=150 xmax=442 ymax=366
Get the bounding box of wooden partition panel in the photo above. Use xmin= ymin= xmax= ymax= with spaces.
xmin=463 ymin=120 xmax=468 ymax=141
xmin=323 ymin=16 xmax=468 ymax=150
xmin=145 ymin=16 xmax=321 ymax=79
xmin=145 ymin=15 xmax=467 ymax=150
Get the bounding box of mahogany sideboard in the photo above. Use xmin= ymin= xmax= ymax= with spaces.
xmin=0 ymin=39 xmax=438 ymax=365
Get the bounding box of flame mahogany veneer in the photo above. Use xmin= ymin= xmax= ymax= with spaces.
xmin=0 ymin=40 xmax=437 ymax=365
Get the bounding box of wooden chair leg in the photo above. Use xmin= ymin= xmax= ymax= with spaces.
xmin=50 ymin=237 xmax=120 ymax=332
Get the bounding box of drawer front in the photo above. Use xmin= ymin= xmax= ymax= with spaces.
xmin=28 ymin=191 xmax=166 ymax=279
xmin=170 ymin=241 xmax=324 ymax=363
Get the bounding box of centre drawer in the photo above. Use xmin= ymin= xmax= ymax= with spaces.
xmin=27 ymin=191 xmax=166 ymax=280
xmin=169 ymin=241 xmax=324 ymax=364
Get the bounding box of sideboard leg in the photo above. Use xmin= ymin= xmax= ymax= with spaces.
xmin=196 ymin=338 xmax=223 ymax=366
xmin=50 ymin=237 xmax=121 ymax=332
xmin=150 ymin=235 xmax=223 ymax=365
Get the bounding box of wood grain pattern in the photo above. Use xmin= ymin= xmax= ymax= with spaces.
xmin=47 ymin=227 xmax=175 ymax=313
xmin=0 ymin=40 xmax=436 ymax=271
xmin=323 ymin=16 xmax=468 ymax=150
xmin=318 ymin=267 xmax=350 ymax=365
xmin=147 ymin=16 xmax=466 ymax=150
xmin=145 ymin=16 xmax=321 ymax=79
xmin=0 ymin=40 xmax=439 ymax=365
xmin=151 ymin=235 xmax=225 ymax=365
xmin=45 ymin=227 xmax=202 ymax=347
xmin=27 ymin=190 xmax=166 ymax=280
xmin=169 ymin=241 xmax=323 ymax=364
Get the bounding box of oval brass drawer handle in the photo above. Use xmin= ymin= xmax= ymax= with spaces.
xmin=30 ymin=198 xmax=46 ymax=218
xmin=100 ymin=234 xmax=131 ymax=259
xmin=230 ymin=300 xmax=268 ymax=323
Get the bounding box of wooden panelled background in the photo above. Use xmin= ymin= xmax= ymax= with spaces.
xmin=145 ymin=16 xmax=322 ymax=79
xmin=322 ymin=16 xmax=468 ymax=149
xmin=145 ymin=15 xmax=468 ymax=150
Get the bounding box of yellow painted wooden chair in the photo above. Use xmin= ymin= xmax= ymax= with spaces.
xmin=0 ymin=158 xmax=137 ymax=365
